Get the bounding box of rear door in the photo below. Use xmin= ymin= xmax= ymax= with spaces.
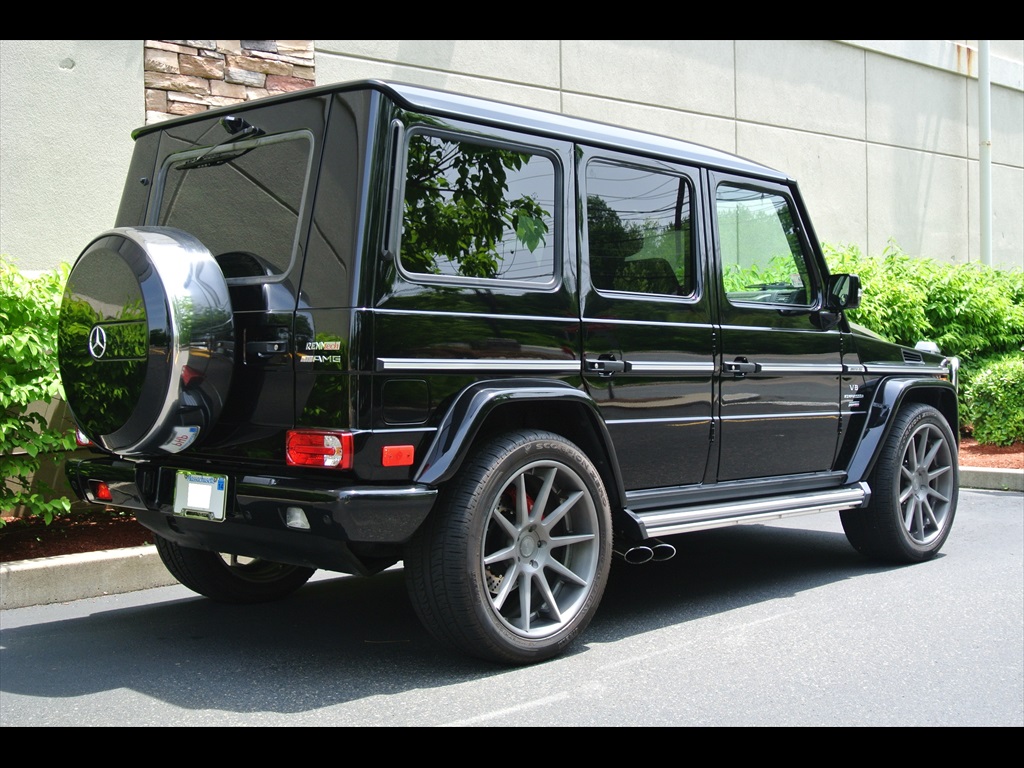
xmin=149 ymin=97 xmax=330 ymax=459
xmin=579 ymin=149 xmax=714 ymax=491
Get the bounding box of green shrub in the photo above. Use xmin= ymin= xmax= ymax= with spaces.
xmin=823 ymin=241 xmax=1024 ymax=443
xmin=823 ymin=242 xmax=932 ymax=346
xmin=823 ymin=241 xmax=1024 ymax=363
xmin=0 ymin=255 xmax=77 ymax=523
xmin=961 ymin=353 xmax=1024 ymax=446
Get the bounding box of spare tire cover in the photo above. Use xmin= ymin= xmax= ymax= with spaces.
xmin=58 ymin=227 xmax=234 ymax=456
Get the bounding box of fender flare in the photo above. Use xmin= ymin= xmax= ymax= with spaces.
xmin=414 ymin=378 xmax=625 ymax=503
xmin=844 ymin=376 xmax=959 ymax=484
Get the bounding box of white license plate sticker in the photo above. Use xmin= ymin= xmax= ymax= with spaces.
xmin=173 ymin=471 xmax=228 ymax=521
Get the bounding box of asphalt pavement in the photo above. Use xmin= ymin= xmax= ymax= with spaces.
xmin=1 ymin=466 xmax=1020 ymax=610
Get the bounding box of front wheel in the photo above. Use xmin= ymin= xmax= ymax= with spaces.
xmin=841 ymin=403 xmax=959 ymax=563
xmin=155 ymin=536 xmax=315 ymax=603
xmin=405 ymin=430 xmax=613 ymax=665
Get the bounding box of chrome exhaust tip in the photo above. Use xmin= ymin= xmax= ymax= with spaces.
xmin=614 ymin=545 xmax=655 ymax=565
xmin=649 ymin=538 xmax=676 ymax=562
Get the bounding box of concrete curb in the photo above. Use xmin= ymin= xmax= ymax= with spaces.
xmin=1 ymin=545 xmax=174 ymax=610
xmin=2 ymin=469 xmax=1020 ymax=611
xmin=960 ymin=467 xmax=1024 ymax=493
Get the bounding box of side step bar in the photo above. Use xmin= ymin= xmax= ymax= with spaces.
xmin=627 ymin=483 xmax=870 ymax=539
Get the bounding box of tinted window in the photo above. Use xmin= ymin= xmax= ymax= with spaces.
xmin=716 ymin=183 xmax=813 ymax=306
xmin=586 ymin=159 xmax=694 ymax=297
xmin=156 ymin=132 xmax=313 ymax=282
xmin=400 ymin=132 xmax=556 ymax=285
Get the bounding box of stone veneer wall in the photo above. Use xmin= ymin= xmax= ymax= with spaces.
xmin=144 ymin=40 xmax=315 ymax=125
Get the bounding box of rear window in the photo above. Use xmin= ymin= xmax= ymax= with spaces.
xmin=153 ymin=131 xmax=314 ymax=284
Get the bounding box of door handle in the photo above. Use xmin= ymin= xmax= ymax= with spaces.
xmin=724 ymin=357 xmax=761 ymax=376
xmin=585 ymin=357 xmax=631 ymax=376
xmin=246 ymin=339 xmax=289 ymax=358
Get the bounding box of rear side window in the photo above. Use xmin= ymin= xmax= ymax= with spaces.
xmin=399 ymin=131 xmax=557 ymax=286
xmin=155 ymin=131 xmax=314 ymax=284
xmin=585 ymin=159 xmax=695 ymax=297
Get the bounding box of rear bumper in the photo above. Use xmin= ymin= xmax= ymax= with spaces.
xmin=65 ymin=458 xmax=437 ymax=575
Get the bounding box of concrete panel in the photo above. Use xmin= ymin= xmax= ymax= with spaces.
xmin=0 ymin=40 xmax=143 ymax=272
xmin=737 ymin=123 xmax=868 ymax=250
xmin=867 ymin=144 xmax=970 ymax=263
xmin=865 ymin=51 xmax=968 ymax=157
xmin=315 ymin=40 xmax=560 ymax=88
xmin=561 ymin=92 xmax=737 ymax=154
xmin=314 ymin=51 xmax=562 ymax=112
xmin=736 ymin=40 xmax=866 ymax=140
xmin=973 ymin=162 xmax=1024 ymax=269
xmin=989 ymin=40 xmax=1023 ymax=64
xmin=560 ymin=40 xmax=735 ymax=118
xmin=965 ymin=81 xmax=1024 ymax=167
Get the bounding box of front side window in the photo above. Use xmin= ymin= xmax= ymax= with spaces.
xmin=156 ymin=132 xmax=313 ymax=282
xmin=716 ymin=182 xmax=813 ymax=306
xmin=400 ymin=131 xmax=556 ymax=285
xmin=586 ymin=159 xmax=695 ymax=297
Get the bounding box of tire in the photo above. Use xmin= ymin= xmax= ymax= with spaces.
xmin=405 ymin=430 xmax=612 ymax=665
xmin=841 ymin=403 xmax=959 ymax=563
xmin=155 ymin=535 xmax=314 ymax=603
xmin=58 ymin=227 xmax=234 ymax=457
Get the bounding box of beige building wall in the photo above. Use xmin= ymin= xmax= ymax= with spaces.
xmin=1 ymin=40 xmax=143 ymax=272
xmin=2 ymin=40 xmax=1022 ymax=271
xmin=316 ymin=39 xmax=1024 ymax=269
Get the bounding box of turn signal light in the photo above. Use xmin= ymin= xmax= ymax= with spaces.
xmin=382 ymin=445 xmax=415 ymax=467
xmin=285 ymin=430 xmax=353 ymax=469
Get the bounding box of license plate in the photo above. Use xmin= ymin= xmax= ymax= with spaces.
xmin=173 ymin=471 xmax=228 ymax=522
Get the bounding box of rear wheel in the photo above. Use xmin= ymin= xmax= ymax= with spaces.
xmin=841 ymin=403 xmax=958 ymax=563
xmin=405 ymin=430 xmax=612 ymax=665
xmin=155 ymin=535 xmax=314 ymax=603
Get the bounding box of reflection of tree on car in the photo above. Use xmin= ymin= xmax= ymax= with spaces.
xmin=402 ymin=134 xmax=549 ymax=279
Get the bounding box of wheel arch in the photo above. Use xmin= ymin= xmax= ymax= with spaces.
xmin=844 ymin=377 xmax=959 ymax=484
xmin=414 ymin=379 xmax=626 ymax=509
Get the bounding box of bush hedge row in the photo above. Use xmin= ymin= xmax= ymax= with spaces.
xmin=823 ymin=242 xmax=1024 ymax=444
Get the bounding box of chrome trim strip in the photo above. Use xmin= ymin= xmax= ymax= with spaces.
xmin=719 ymin=410 xmax=838 ymax=420
xmin=628 ymin=361 xmax=714 ymax=374
xmin=862 ymin=364 xmax=947 ymax=376
xmin=844 ymin=364 xmax=867 ymax=373
xmin=606 ymin=416 xmax=711 ymax=426
xmin=755 ymin=364 xmax=845 ymax=374
xmin=371 ymin=307 xmax=571 ymax=324
xmin=377 ymin=357 xmax=579 ymax=373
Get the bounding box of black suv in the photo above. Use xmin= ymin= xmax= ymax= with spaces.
xmin=59 ymin=80 xmax=960 ymax=665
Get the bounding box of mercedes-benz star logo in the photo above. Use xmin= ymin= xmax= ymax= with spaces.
xmin=88 ymin=325 xmax=108 ymax=359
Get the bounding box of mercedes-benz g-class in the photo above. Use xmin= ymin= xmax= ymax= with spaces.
xmin=59 ymin=80 xmax=960 ymax=664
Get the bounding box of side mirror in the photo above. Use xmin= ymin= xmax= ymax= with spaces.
xmin=826 ymin=273 xmax=861 ymax=311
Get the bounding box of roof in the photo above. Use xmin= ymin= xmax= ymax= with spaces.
xmin=135 ymin=79 xmax=789 ymax=182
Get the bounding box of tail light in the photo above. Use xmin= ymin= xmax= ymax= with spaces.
xmin=90 ymin=480 xmax=113 ymax=502
xmin=285 ymin=429 xmax=353 ymax=469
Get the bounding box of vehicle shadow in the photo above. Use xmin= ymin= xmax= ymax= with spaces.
xmin=0 ymin=523 xmax=901 ymax=716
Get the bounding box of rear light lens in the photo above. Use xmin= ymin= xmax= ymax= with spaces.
xmin=181 ymin=365 xmax=204 ymax=388
xmin=382 ymin=445 xmax=415 ymax=467
xmin=90 ymin=480 xmax=113 ymax=502
xmin=75 ymin=428 xmax=94 ymax=447
xmin=285 ymin=430 xmax=353 ymax=469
